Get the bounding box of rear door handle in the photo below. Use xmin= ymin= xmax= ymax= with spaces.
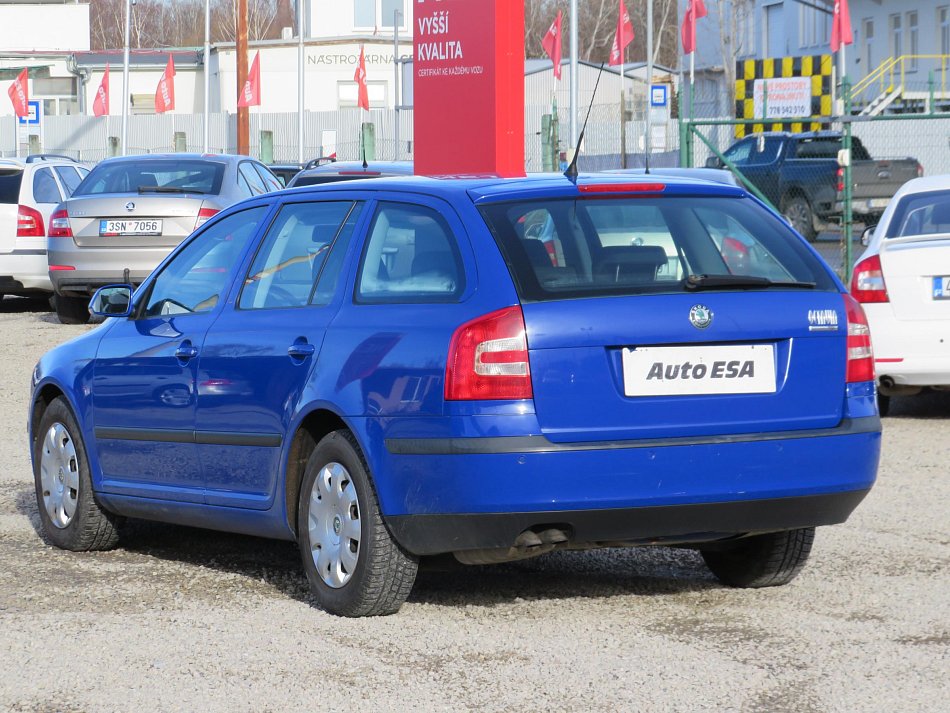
xmin=287 ymin=342 xmax=316 ymax=360
xmin=175 ymin=343 xmax=199 ymax=361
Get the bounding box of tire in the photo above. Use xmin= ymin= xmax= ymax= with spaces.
xmin=782 ymin=193 xmax=817 ymax=241
xmin=32 ymin=397 xmax=120 ymax=551
xmin=54 ymin=294 xmax=90 ymax=325
xmin=877 ymin=393 xmax=891 ymax=417
xmin=700 ymin=527 xmax=814 ymax=588
xmin=297 ymin=430 xmax=418 ymax=617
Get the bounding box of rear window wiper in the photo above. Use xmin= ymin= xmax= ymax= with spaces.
xmin=137 ymin=185 xmax=206 ymax=194
xmin=684 ymin=274 xmax=816 ymax=291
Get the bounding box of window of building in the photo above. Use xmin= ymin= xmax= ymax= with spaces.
xmin=736 ymin=0 xmax=755 ymax=57
xmin=799 ymin=3 xmax=830 ymax=48
xmin=908 ymin=12 xmax=919 ymax=70
xmin=890 ymin=14 xmax=903 ymax=59
xmin=863 ymin=18 xmax=874 ymax=72
xmin=354 ymin=0 xmax=405 ymax=30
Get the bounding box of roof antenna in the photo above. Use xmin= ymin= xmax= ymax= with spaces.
xmin=564 ymin=62 xmax=606 ymax=182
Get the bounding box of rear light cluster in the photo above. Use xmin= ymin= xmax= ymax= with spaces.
xmin=445 ymin=306 xmax=533 ymax=401
xmin=843 ymin=294 xmax=874 ymax=383
xmin=47 ymin=208 xmax=73 ymax=238
xmin=16 ymin=205 xmax=44 ymax=237
xmin=850 ymin=254 xmax=889 ymax=303
xmin=195 ymin=207 xmax=219 ymax=229
xmin=836 ymin=167 xmax=844 ymax=194
xmin=578 ymin=183 xmax=666 ymax=194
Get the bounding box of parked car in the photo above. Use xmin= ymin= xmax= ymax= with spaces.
xmin=0 ymin=157 xmax=89 ymax=301
xmin=708 ymin=132 xmax=921 ymax=240
xmin=29 ymin=173 xmax=880 ymax=617
xmin=287 ymin=161 xmax=413 ymax=187
xmin=851 ymin=175 xmax=950 ymax=415
xmin=602 ymin=167 xmax=739 ymax=187
xmin=47 ymin=153 xmax=281 ymax=323
xmin=267 ymin=163 xmax=304 ymax=187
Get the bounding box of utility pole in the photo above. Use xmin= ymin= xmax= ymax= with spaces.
xmin=121 ymin=0 xmax=131 ymax=155
xmin=236 ymin=0 xmax=249 ymax=155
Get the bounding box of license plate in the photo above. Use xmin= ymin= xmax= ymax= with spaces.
xmin=866 ymin=198 xmax=889 ymax=211
xmin=99 ymin=219 xmax=162 ymax=236
xmin=622 ymin=344 xmax=776 ymax=397
xmin=933 ymin=276 xmax=950 ymax=300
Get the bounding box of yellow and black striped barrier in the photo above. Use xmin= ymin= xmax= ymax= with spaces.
xmin=734 ymin=54 xmax=833 ymax=137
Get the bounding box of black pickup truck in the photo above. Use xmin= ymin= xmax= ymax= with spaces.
xmin=707 ymin=132 xmax=921 ymax=240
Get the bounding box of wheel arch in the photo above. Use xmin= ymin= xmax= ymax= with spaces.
xmin=30 ymin=381 xmax=70 ymax=448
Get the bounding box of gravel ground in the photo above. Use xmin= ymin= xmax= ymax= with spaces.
xmin=0 ymin=295 xmax=947 ymax=713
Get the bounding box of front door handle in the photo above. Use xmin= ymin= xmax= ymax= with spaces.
xmin=175 ymin=342 xmax=199 ymax=361
xmin=287 ymin=342 xmax=316 ymax=360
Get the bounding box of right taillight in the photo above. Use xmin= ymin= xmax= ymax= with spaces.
xmin=850 ymin=254 xmax=889 ymax=303
xmin=445 ymin=306 xmax=533 ymax=401
xmin=47 ymin=208 xmax=73 ymax=238
xmin=844 ymin=294 xmax=874 ymax=383
xmin=195 ymin=207 xmax=219 ymax=230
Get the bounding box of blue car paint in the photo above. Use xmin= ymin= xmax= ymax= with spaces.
xmin=30 ymin=174 xmax=880 ymax=549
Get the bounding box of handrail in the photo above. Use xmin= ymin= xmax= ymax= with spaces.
xmin=853 ymin=55 xmax=950 ymax=107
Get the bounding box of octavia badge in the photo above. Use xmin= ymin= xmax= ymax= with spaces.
xmin=689 ymin=304 xmax=713 ymax=330
xmin=125 ymin=201 xmax=135 ymax=212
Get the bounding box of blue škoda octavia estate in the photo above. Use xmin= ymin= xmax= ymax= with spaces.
xmin=29 ymin=174 xmax=881 ymax=616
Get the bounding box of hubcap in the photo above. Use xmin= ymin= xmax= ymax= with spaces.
xmin=39 ymin=422 xmax=79 ymax=529
xmin=307 ymin=462 xmax=361 ymax=588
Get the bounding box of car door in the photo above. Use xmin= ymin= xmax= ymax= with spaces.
xmin=196 ymin=198 xmax=367 ymax=509
xmin=92 ymin=205 xmax=270 ymax=503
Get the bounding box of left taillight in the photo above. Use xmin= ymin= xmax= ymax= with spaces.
xmin=16 ymin=205 xmax=44 ymax=237
xmin=844 ymin=294 xmax=874 ymax=383
xmin=47 ymin=208 xmax=73 ymax=238
xmin=195 ymin=207 xmax=219 ymax=230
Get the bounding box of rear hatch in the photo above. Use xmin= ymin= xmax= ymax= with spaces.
xmin=0 ymin=167 xmax=24 ymax=254
xmin=64 ymin=194 xmax=209 ymax=248
xmin=880 ymin=235 xmax=950 ymax=322
xmin=851 ymin=159 xmax=921 ymax=212
xmin=478 ymin=185 xmax=846 ymax=442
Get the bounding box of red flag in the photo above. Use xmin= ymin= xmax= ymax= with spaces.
xmin=831 ymin=0 xmax=853 ymax=52
xmin=155 ymin=55 xmax=176 ymax=114
xmin=354 ymin=45 xmax=369 ymax=111
xmin=238 ymin=51 xmax=261 ymax=108
xmin=609 ymin=0 xmax=635 ymax=67
xmin=93 ymin=64 xmax=110 ymax=117
xmin=541 ymin=11 xmax=563 ymax=80
xmin=7 ymin=67 xmax=28 ymax=118
xmin=681 ymin=0 xmax=707 ymax=55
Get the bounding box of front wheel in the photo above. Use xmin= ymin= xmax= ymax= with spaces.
xmin=297 ymin=430 xmax=418 ymax=616
xmin=781 ymin=194 xmax=816 ymax=241
xmin=54 ymin=294 xmax=91 ymax=325
xmin=33 ymin=397 xmax=120 ymax=551
xmin=700 ymin=527 xmax=814 ymax=588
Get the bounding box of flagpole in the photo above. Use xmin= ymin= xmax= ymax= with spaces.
xmin=297 ymin=0 xmax=305 ymax=164
xmin=121 ymin=0 xmax=131 ymax=155
xmin=646 ymin=0 xmax=653 ymax=171
xmin=569 ymin=0 xmax=578 ymax=146
xmin=620 ymin=56 xmax=626 ymax=168
xmin=203 ymin=0 xmax=210 ymax=153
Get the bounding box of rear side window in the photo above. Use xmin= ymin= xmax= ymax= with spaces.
xmin=253 ymin=163 xmax=282 ymax=192
xmin=240 ymin=201 xmax=358 ymax=310
xmin=885 ymin=190 xmax=950 ymax=238
xmin=54 ymin=166 xmax=83 ymax=196
xmin=479 ymin=195 xmax=836 ymax=301
xmin=74 ymin=160 xmax=225 ymax=196
xmin=0 ymin=171 xmax=24 ymax=204
xmin=239 ymin=162 xmax=268 ymax=196
xmin=33 ymin=169 xmax=62 ymax=204
xmin=356 ymin=202 xmax=465 ymax=302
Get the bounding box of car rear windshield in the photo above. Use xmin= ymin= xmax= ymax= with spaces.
xmin=0 ymin=170 xmax=23 ymax=204
xmin=479 ymin=195 xmax=837 ymax=301
xmin=73 ymin=160 xmax=225 ymax=196
xmin=884 ymin=190 xmax=950 ymax=238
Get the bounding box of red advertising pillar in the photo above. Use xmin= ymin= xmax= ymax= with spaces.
xmin=414 ymin=0 xmax=525 ymax=177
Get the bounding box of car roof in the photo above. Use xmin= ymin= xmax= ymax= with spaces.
xmin=0 ymin=157 xmax=79 ymax=170
xmin=602 ymin=167 xmax=739 ymax=186
xmin=295 ymin=161 xmax=414 ymax=177
xmin=94 ymin=153 xmax=242 ymax=166
xmin=274 ymin=172 xmax=747 ymax=203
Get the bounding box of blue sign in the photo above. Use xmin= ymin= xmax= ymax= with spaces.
xmin=17 ymin=100 xmax=41 ymax=126
xmin=650 ymin=85 xmax=668 ymax=107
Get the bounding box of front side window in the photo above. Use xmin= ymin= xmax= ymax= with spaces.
xmin=240 ymin=201 xmax=357 ymax=310
xmin=480 ymin=195 xmax=836 ymax=302
xmin=141 ymin=206 xmax=267 ymax=318
xmin=356 ymin=202 xmax=465 ymax=302
xmin=32 ymin=169 xmax=62 ymax=204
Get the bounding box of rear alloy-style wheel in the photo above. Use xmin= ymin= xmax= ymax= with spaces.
xmin=54 ymin=294 xmax=91 ymax=325
xmin=700 ymin=527 xmax=814 ymax=588
xmin=33 ymin=397 xmax=120 ymax=551
xmin=297 ymin=430 xmax=418 ymax=616
xmin=781 ymin=193 xmax=816 ymax=241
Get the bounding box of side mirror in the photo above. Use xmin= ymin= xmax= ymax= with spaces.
xmin=705 ymin=156 xmax=722 ymax=169
xmin=861 ymin=225 xmax=876 ymax=247
xmin=89 ymin=284 xmax=133 ymax=318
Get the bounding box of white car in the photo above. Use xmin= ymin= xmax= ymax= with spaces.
xmin=0 ymin=157 xmax=89 ymax=301
xmin=851 ymin=175 xmax=950 ymax=414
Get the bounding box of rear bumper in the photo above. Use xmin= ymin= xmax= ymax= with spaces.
xmin=0 ymin=250 xmax=53 ymax=292
xmin=387 ymin=489 xmax=871 ymax=555
xmin=48 ymin=244 xmax=173 ymax=296
xmin=865 ymin=304 xmax=950 ymax=387
xmin=372 ymin=416 xmax=880 ymax=556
